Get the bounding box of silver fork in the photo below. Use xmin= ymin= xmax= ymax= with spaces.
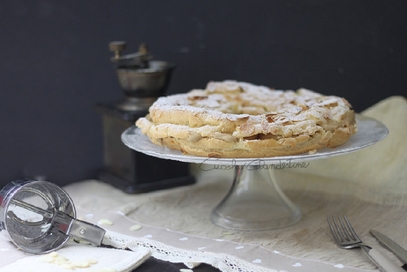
xmin=327 ymin=215 xmax=404 ymax=272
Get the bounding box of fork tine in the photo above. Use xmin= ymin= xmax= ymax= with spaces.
xmin=327 ymin=216 xmax=342 ymax=243
xmin=328 ymin=215 xmax=365 ymax=249
xmin=343 ymin=215 xmax=360 ymax=241
xmin=338 ymin=216 xmax=353 ymax=241
xmin=327 ymin=217 xmax=336 ymax=239
xmin=328 ymin=216 xmax=359 ymax=243
xmin=335 ymin=216 xmax=349 ymax=242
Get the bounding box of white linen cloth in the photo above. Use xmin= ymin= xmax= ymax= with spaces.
xmin=0 ymin=233 xmax=151 ymax=272
xmin=0 ymin=96 xmax=406 ymax=272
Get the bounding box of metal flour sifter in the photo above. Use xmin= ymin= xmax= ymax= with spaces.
xmin=0 ymin=180 xmax=106 ymax=254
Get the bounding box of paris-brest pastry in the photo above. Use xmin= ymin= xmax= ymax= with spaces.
xmin=136 ymin=80 xmax=357 ymax=158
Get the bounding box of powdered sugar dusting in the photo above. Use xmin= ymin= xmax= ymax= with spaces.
xmin=151 ymin=80 xmax=351 ymax=129
xmin=136 ymin=80 xmax=357 ymax=157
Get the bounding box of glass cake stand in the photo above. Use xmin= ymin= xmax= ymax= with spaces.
xmin=121 ymin=115 xmax=388 ymax=231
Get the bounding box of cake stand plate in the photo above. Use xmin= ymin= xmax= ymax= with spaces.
xmin=122 ymin=115 xmax=388 ymax=230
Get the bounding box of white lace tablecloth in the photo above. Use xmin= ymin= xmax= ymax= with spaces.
xmin=1 ymin=96 xmax=406 ymax=272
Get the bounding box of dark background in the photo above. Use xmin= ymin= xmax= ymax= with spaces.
xmin=1 ymin=0 xmax=406 ymax=187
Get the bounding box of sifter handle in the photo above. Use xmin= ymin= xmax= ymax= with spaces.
xmin=70 ymin=219 xmax=106 ymax=246
xmin=54 ymin=211 xmax=106 ymax=246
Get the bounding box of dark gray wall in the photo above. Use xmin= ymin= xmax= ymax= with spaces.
xmin=1 ymin=0 xmax=406 ymax=187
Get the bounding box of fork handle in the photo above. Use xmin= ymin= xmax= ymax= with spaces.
xmin=367 ymin=248 xmax=404 ymax=272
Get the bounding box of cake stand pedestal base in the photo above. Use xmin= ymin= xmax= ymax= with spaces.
xmin=210 ymin=165 xmax=301 ymax=231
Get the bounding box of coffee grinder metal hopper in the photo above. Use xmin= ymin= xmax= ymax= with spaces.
xmin=96 ymin=41 xmax=195 ymax=193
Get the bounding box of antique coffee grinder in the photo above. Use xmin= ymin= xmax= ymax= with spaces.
xmin=96 ymin=41 xmax=195 ymax=193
